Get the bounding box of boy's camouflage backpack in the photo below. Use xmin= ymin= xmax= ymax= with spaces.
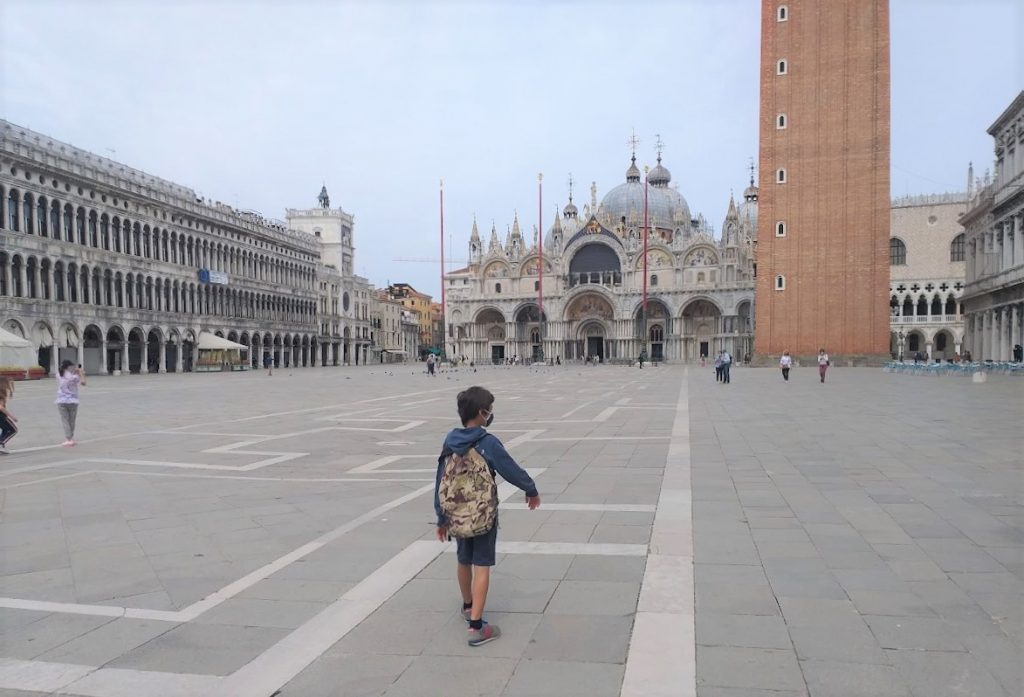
xmin=438 ymin=447 xmax=498 ymax=538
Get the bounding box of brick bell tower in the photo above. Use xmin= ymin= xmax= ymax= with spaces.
xmin=754 ymin=0 xmax=891 ymax=364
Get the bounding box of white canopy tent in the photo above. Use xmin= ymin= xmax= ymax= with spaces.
xmin=0 ymin=326 xmax=36 ymax=371
xmin=197 ymin=332 xmax=248 ymax=351
xmin=195 ymin=332 xmax=250 ymax=372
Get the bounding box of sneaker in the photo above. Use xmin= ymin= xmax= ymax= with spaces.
xmin=467 ymin=623 xmax=500 ymax=647
xmin=61 ymin=440 xmax=74 ymax=447
xmin=461 ymin=605 xmax=472 ymax=622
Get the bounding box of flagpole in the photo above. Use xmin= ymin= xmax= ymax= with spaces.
xmin=439 ymin=179 xmax=445 ymax=358
xmin=643 ymin=166 xmax=649 ymax=315
xmin=538 ymin=173 xmax=544 ymax=362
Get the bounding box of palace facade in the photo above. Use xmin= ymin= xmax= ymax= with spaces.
xmin=0 ymin=120 xmax=362 ymax=374
xmin=444 ymin=151 xmax=756 ymax=364
xmin=960 ymin=91 xmax=1024 ymax=362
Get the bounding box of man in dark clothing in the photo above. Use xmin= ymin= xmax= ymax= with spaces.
xmin=435 ymin=386 xmax=540 ymax=647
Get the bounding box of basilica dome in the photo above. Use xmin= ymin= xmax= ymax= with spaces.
xmin=599 ymin=156 xmax=692 ymax=230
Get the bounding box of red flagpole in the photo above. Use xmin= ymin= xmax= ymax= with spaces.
xmin=439 ymin=179 xmax=445 ymax=356
xmin=643 ymin=166 xmax=649 ymax=314
xmin=538 ymin=173 xmax=544 ymax=325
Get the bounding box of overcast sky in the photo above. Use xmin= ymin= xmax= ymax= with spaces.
xmin=2 ymin=1 xmax=1021 ymax=297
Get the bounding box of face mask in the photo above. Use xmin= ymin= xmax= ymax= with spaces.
xmin=484 ymin=410 xmax=494 ymax=427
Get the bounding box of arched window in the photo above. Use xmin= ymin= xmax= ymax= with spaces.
xmin=889 ymin=238 xmax=906 ymax=266
xmin=776 ymin=168 xmax=787 ymax=183
xmin=776 ymin=221 xmax=787 ymax=237
xmin=23 ymin=194 xmax=33 ymax=234
xmin=88 ymin=211 xmax=98 ymax=247
xmin=650 ymin=274 xmax=659 ymax=287
xmin=495 ymin=282 xmax=502 ymax=294
xmin=777 ymin=59 xmax=787 ymax=75
xmin=774 ymin=274 xmax=785 ymax=291
xmin=650 ymin=324 xmax=664 ymax=342
xmin=530 ymin=328 xmax=541 ymax=344
xmin=63 ymin=205 xmax=73 ymax=240
xmin=778 ymin=5 xmax=788 ymax=21
xmin=37 ymin=196 xmax=47 ymax=236
xmin=777 ymin=114 xmax=787 ymax=129
xmin=8 ymin=190 xmax=19 ymax=231
xmin=950 ymin=233 xmax=965 ymax=262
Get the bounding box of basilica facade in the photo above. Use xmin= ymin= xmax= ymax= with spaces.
xmin=444 ymin=152 xmax=757 ymax=364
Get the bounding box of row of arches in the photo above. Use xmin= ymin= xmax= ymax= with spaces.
xmin=450 ymin=294 xmax=753 ymax=364
xmin=0 ymin=184 xmax=315 ymax=290
xmin=890 ymin=328 xmax=963 ymax=361
xmin=2 ymin=317 xmax=356 ymax=375
xmin=890 ymin=293 xmax=961 ymax=319
xmin=0 ymin=252 xmax=317 ymax=323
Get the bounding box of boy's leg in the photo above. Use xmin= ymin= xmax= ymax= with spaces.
xmin=457 ymin=563 xmax=473 ymax=606
xmin=470 ymin=565 xmax=491 ymax=621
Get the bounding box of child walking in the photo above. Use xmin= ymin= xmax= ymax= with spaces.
xmin=818 ymin=348 xmax=830 ymax=383
xmin=435 ymin=386 xmax=540 ymax=646
xmin=0 ymin=377 xmax=18 ymax=453
xmin=779 ymin=351 xmax=792 ymax=381
xmin=56 ymin=360 xmax=85 ymax=446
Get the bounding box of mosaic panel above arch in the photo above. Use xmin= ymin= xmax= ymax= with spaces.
xmin=684 ymin=247 xmax=718 ymax=266
xmin=483 ymin=261 xmax=510 ymax=278
xmin=566 ymin=293 xmax=614 ymax=321
xmin=634 ymin=249 xmax=673 ymax=270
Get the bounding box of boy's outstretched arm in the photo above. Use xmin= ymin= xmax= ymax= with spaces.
xmin=481 ymin=436 xmax=539 ymax=501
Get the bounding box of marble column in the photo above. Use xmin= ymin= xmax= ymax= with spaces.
xmin=159 ymin=341 xmax=167 ymax=373
xmin=141 ymin=341 xmax=149 ymax=374
xmin=990 ymin=309 xmax=998 ymax=361
xmin=1012 ymin=304 xmax=1021 ymax=359
xmin=98 ymin=339 xmax=108 ymax=375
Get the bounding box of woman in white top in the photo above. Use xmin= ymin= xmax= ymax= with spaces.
xmin=818 ymin=349 xmax=830 ymax=383
xmin=779 ymin=351 xmax=793 ymax=381
xmin=55 ymin=360 xmax=86 ymax=446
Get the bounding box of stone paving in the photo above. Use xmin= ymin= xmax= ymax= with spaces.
xmin=0 ymin=362 xmax=1019 ymax=696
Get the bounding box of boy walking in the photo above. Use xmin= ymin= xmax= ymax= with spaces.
xmin=435 ymin=386 xmax=540 ymax=646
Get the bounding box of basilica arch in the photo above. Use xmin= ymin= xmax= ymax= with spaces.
xmin=680 ymin=297 xmax=723 ymax=361
xmin=473 ymin=307 xmax=507 ymax=364
xmin=564 ymin=292 xmax=615 ymax=361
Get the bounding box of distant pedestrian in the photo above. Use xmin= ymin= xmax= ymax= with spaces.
xmin=714 ymin=351 xmax=723 ymax=382
xmin=0 ymin=377 xmax=18 ymax=453
xmin=818 ymin=348 xmax=829 ymax=383
xmin=779 ymin=351 xmax=792 ymax=381
xmin=427 ymin=353 xmax=436 ymax=377
xmin=56 ymin=360 xmax=85 ymax=446
xmin=638 ymin=350 xmax=647 ymax=369
xmin=721 ymin=350 xmax=732 ymax=384
xmin=264 ymin=353 xmax=273 ymax=376
xmin=1014 ymin=344 xmax=1023 ymax=363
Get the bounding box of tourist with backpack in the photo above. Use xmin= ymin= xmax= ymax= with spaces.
xmin=435 ymin=386 xmax=540 ymax=646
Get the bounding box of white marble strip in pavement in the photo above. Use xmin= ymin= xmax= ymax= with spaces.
xmin=532 ymin=435 xmax=670 ymax=441
xmin=0 ymin=468 xmax=554 ymax=696
xmin=620 ymin=367 xmax=696 ymax=697
xmin=496 ymin=541 xmax=647 ymax=556
xmin=502 ymin=502 xmax=655 ymax=512
xmin=0 ymin=483 xmax=437 ymax=623
xmin=0 ymin=470 xmax=94 ymax=489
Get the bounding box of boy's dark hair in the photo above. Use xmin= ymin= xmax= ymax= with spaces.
xmin=457 ymin=386 xmax=494 ymax=426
